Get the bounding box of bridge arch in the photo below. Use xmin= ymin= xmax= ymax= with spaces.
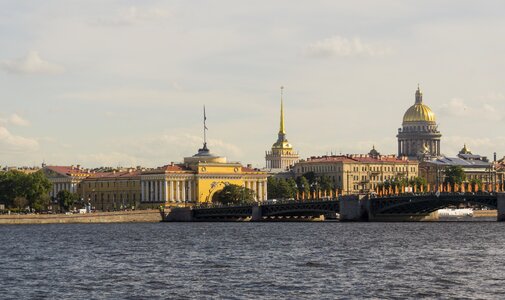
xmin=373 ymin=194 xmax=497 ymax=215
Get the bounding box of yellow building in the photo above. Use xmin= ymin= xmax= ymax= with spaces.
xmin=140 ymin=144 xmax=268 ymax=205
xmin=43 ymin=144 xmax=268 ymax=210
xmin=293 ymin=148 xmax=419 ymax=195
xmin=265 ymin=87 xmax=299 ymax=170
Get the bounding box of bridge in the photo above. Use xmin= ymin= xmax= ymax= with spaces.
xmin=161 ymin=192 xmax=505 ymax=222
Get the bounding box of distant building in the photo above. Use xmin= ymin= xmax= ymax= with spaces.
xmin=419 ymin=145 xmax=499 ymax=187
xmin=265 ymin=87 xmax=299 ymax=171
xmin=1 ymin=166 xmax=40 ymax=174
xmin=293 ymin=147 xmax=419 ymax=195
xmin=397 ymin=86 xmax=442 ymax=160
xmin=42 ymin=165 xmax=92 ymax=198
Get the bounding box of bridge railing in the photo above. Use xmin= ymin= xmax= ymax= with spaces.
xmin=192 ymin=197 xmax=343 ymax=210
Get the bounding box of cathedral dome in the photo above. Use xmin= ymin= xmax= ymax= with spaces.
xmin=402 ymin=86 xmax=436 ymax=124
xmin=402 ymin=103 xmax=436 ymax=123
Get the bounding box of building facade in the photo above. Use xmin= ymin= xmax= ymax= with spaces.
xmin=43 ymin=145 xmax=268 ymax=210
xmin=293 ymin=148 xmax=419 ymax=195
xmin=265 ymin=87 xmax=299 ymax=171
xmin=397 ymin=86 xmax=442 ymax=160
xmin=420 ymin=145 xmax=502 ymax=188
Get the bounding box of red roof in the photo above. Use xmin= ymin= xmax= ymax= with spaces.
xmin=45 ymin=166 xmax=91 ymax=176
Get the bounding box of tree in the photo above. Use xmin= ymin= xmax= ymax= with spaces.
xmin=24 ymin=171 xmax=52 ymax=210
xmin=277 ymin=179 xmax=295 ymax=199
xmin=57 ymin=190 xmax=79 ymax=212
xmin=287 ymin=178 xmax=298 ymax=198
xmin=319 ymin=175 xmax=334 ymax=194
xmin=444 ymin=166 xmax=466 ymax=185
xmin=302 ymin=172 xmax=316 ymax=186
xmin=13 ymin=196 xmax=28 ymax=211
xmin=267 ymin=177 xmax=279 ymax=199
xmin=212 ymin=184 xmax=256 ymax=205
xmin=296 ymin=176 xmax=310 ymax=197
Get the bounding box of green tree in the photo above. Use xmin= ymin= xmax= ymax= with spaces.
xmin=13 ymin=196 xmax=28 ymax=211
xmin=57 ymin=190 xmax=79 ymax=212
xmin=267 ymin=177 xmax=279 ymax=199
xmin=277 ymin=179 xmax=295 ymax=199
xmin=302 ymin=172 xmax=316 ymax=185
xmin=212 ymin=184 xmax=256 ymax=205
xmin=24 ymin=171 xmax=52 ymax=210
xmin=319 ymin=175 xmax=334 ymax=194
xmin=0 ymin=170 xmax=26 ymax=207
xmin=287 ymin=178 xmax=298 ymax=198
xmin=444 ymin=166 xmax=466 ymax=185
xmin=296 ymin=176 xmax=310 ymax=197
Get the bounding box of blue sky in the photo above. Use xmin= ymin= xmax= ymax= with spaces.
xmin=1 ymin=1 xmax=505 ymax=168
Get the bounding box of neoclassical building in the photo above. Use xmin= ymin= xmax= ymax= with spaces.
xmin=139 ymin=144 xmax=268 ymax=205
xmin=397 ymin=86 xmax=442 ymax=160
xmin=292 ymin=147 xmax=419 ymax=195
xmin=265 ymin=87 xmax=299 ymax=170
xmin=43 ymin=144 xmax=268 ymax=210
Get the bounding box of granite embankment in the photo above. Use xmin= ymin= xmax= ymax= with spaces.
xmin=0 ymin=210 xmax=161 ymax=224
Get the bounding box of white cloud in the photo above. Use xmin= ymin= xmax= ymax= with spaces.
xmin=0 ymin=114 xmax=31 ymax=127
xmin=440 ymin=98 xmax=469 ymax=117
xmin=440 ymin=98 xmax=503 ymax=121
xmin=91 ymin=6 xmax=171 ymax=26
xmin=8 ymin=114 xmax=30 ymax=127
xmin=304 ymin=36 xmax=392 ymax=58
xmin=0 ymin=51 xmax=65 ymax=75
xmin=0 ymin=126 xmax=39 ymax=152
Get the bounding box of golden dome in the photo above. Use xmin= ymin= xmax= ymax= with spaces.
xmin=402 ymin=86 xmax=436 ymax=124
xmin=402 ymin=103 xmax=436 ymax=123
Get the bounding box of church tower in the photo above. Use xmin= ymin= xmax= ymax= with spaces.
xmin=397 ymin=86 xmax=442 ymax=160
xmin=265 ymin=87 xmax=300 ymax=170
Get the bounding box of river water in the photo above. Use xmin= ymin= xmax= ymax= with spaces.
xmin=1 ymin=222 xmax=505 ymax=299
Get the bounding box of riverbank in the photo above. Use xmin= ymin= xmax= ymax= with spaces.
xmin=0 ymin=210 xmax=161 ymax=224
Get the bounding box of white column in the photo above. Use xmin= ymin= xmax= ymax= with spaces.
xmin=170 ymin=180 xmax=174 ymax=202
xmin=257 ymin=181 xmax=261 ymax=201
xmin=155 ymin=180 xmax=159 ymax=202
xmin=176 ymin=181 xmax=180 ymax=202
xmin=187 ymin=180 xmax=192 ymax=202
xmin=164 ymin=180 xmax=168 ymax=202
xmin=141 ymin=181 xmax=145 ymax=202
xmin=182 ymin=180 xmax=186 ymax=202
xmin=148 ymin=181 xmax=151 ymax=202
xmin=263 ymin=181 xmax=267 ymax=201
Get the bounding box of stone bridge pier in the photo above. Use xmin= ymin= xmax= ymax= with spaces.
xmin=339 ymin=195 xmax=369 ymax=221
xmin=497 ymin=193 xmax=505 ymax=222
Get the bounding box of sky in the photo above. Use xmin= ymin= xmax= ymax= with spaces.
xmin=1 ymin=0 xmax=505 ymax=168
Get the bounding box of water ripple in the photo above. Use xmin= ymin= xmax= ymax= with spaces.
xmin=1 ymin=222 xmax=505 ymax=299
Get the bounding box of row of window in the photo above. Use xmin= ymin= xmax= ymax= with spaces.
xmin=299 ymin=164 xmax=417 ymax=174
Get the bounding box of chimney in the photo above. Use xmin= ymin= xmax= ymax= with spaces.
xmin=494 ymin=152 xmax=497 ymax=162
xmin=247 ymin=164 xmax=252 ymax=168
xmin=171 ymin=162 xmax=174 ymax=166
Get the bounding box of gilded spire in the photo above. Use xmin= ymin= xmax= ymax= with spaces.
xmin=279 ymin=86 xmax=286 ymax=134
xmin=415 ymin=84 xmax=423 ymax=104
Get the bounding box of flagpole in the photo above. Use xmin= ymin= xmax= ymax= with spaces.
xmin=203 ymin=105 xmax=207 ymax=148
